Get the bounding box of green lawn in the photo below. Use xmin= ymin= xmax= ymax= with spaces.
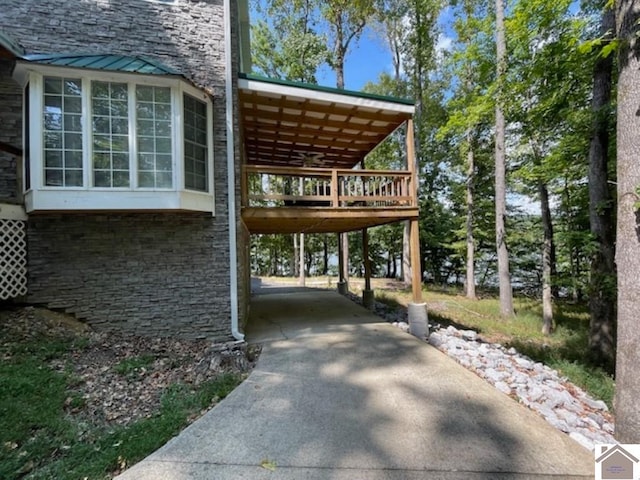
xmin=0 ymin=331 xmax=243 ymax=480
xmin=371 ymin=283 xmax=615 ymax=409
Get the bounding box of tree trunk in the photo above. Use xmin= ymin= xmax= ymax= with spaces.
xmin=402 ymin=221 xmax=411 ymax=285
xmin=322 ymin=235 xmax=329 ymax=275
xmin=539 ymin=181 xmax=554 ymax=335
xmin=494 ymin=0 xmax=514 ymax=318
xmin=614 ymin=0 xmax=640 ymax=444
xmin=299 ymin=233 xmax=306 ymax=286
xmin=465 ymin=130 xmax=477 ymax=300
xmin=588 ymin=6 xmax=616 ymax=370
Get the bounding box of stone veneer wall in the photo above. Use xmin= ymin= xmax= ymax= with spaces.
xmin=27 ymin=213 xmax=231 ymax=339
xmin=0 ymin=62 xmax=21 ymax=203
xmin=0 ymin=0 xmax=249 ymax=340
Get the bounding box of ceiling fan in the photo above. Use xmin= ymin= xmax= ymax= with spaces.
xmin=298 ymin=152 xmax=326 ymax=167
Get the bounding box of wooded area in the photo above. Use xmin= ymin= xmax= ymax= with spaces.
xmin=248 ymin=0 xmax=640 ymax=441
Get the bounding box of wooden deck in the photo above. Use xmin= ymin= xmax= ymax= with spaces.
xmin=241 ymin=165 xmax=419 ymax=234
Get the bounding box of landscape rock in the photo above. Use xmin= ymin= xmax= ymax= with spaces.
xmin=350 ymin=292 xmax=617 ymax=451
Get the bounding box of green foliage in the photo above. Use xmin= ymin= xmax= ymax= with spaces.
xmin=0 ymin=334 xmax=243 ymax=480
xmin=378 ymin=286 xmax=614 ymax=408
xmin=113 ymin=354 xmax=155 ymax=376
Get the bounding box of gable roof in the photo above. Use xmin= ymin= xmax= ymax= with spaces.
xmin=596 ymin=444 xmax=640 ymax=463
xmin=22 ymin=53 xmax=180 ymax=76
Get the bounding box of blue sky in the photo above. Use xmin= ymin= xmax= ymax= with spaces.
xmin=314 ymin=27 xmax=393 ymax=91
xmin=249 ymin=3 xmax=457 ymax=92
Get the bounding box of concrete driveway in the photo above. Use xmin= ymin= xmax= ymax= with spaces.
xmin=116 ymin=286 xmax=594 ymax=479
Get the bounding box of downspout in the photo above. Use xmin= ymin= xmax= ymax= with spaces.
xmin=224 ymin=0 xmax=244 ymax=341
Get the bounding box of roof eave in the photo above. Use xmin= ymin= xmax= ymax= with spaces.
xmin=238 ymin=75 xmax=415 ymax=117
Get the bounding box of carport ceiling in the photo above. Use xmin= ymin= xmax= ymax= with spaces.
xmin=238 ymin=74 xmax=415 ymax=169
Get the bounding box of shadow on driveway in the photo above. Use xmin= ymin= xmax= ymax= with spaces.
xmin=116 ymin=287 xmax=593 ymax=480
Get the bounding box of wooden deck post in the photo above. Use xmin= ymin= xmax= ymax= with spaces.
xmin=337 ymin=232 xmax=348 ymax=294
xmin=406 ymin=118 xmax=417 ymax=207
xmin=406 ymin=118 xmax=428 ymax=338
xmin=410 ymin=219 xmax=422 ymax=304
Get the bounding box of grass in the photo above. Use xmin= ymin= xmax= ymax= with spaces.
xmin=113 ymin=354 xmax=155 ymax=376
xmin=373 ymin=283 xmax=616 ymax=409
xmin=0 ymin=333 xmax=243 ymax=480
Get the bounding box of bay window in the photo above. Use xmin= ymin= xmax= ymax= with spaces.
xmin=18 ymin=64 xmax=214 ymax=213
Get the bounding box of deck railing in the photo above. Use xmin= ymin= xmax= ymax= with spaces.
xmin=243 ymin=165 xmax=415 ymax=208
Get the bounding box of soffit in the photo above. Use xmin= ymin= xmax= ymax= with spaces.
xmin=239 ymin=74 xmax=415 ymax=169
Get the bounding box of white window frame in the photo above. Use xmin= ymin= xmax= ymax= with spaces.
xmin=14 ymin=63 xmax=214 ymax=214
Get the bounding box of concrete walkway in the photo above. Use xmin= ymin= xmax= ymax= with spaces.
xmin=117 ymin=287 xmax=594 ymax=479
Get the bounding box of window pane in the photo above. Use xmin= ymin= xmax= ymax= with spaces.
xmin=64 ymin=114 xmax=82 ymax=132
xmin=183 ymin=94 xmax=208 ymax=192
xmin=43 ymin=76 xmax=83 ymax=187
xmin=138 ymin=154 xmax=155 ymax=171
xmin=45 ymin=150 xmax=62 ymax=168
xmin=113 ymin=170 xmax=130 ymax=187
xmin=136 ymin=86 xmax=153 ymax=102
xmin=44 ymin=77 xmax=62 ymax=95
xmin=135 ymin=86 xmax=173 ymax=189
xmin=45 ymin=132 xmax=62 ymax=149
xmin=137 ymin=119 xmax=154 ymax=136
xmin=64 ymin=79 xmax=82 ymax=96
xmin=156 ymin=120 xmax=171 ymax=137
xmin=138 ymin=171 xmax=154 ymax=188
xmin=64 ymin=132 xmax=82 ymax=150
xmin=65 ymin=151 xmax=83 ymax=169
xmin=45 ymin=169 xmax=63 ymax=186
xmin=91 ymin=81 xmax=130 ymax=188
xmin=93 ymin=152 xmax=110 ymax=169
xmin=156 ymin=171 xmax=172 ymax=188
xmin=94 ymin=170 xmax=110 ymax=187
xmin=65 ymin=169 xmax=83 ymax=187
xmin=65 ymin=96 xmax=82 ymax=114
xmin=156 ymin=154 xmax=172 ymax=172
xmin=113 ymin=153 xmax=129 ymax=170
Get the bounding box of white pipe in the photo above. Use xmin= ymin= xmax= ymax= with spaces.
xmin=224 ymin=0 xmax=244 ymax=341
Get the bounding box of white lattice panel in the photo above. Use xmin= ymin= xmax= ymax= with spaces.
xmin=1 ymin=219 xmax=27 ymax=300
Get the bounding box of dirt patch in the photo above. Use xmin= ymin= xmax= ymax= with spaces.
xmin=0 ymin=306 xmax=260 ymax=427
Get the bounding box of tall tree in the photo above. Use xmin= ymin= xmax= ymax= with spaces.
xmin=587 ymin=3 xmax=617 ymax=370
xmin=614 ymin=0 xmax=640 ymax=444
xmin=494 ymin=0 xmax=515 ymax=317
xmin=322 ymin=0 xmax=376 ymax=88
xmin=320 ymin=0 xmax=376 ymax=289
xmin=440 ymin=0 xmax=496 ymax=298
xmin=251 ymin=0 xmax=328 ymax=83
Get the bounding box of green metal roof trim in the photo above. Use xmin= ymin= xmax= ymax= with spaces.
xmin=22 ymin=53 xmax=180 ymax=76
xmin=0 ymin=31 xmax=25 ymax=58
xmin=239 ymin=73 xmax=415 ymax=107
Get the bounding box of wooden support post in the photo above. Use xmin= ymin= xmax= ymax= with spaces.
xmin=406 ymin=119 xmax=417 ymax=207
xmin=410 ymin=218 xmax=422 ymax=304
xmin=337 ymin=232 xmax=347 ymax=294
xmin=331 ymin=169 xmax=339 ymax=207
xmin=363 ymin=228 xmax=371 ymax=292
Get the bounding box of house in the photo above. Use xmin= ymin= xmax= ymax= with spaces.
xmin=595 ymin=445 xmax=639 ymax=480
xmin=0 ymin=0 xmax=425 ymax=341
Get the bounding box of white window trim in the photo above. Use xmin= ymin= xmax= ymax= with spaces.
xmin=14 ymin=63 xmax=214 ymax=213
